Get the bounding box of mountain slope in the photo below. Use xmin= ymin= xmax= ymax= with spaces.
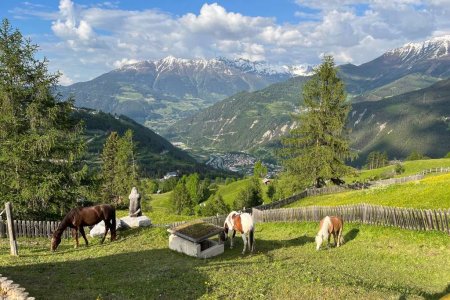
xmin=72 ymin=108 xmax=219 ymax=176
xmin=60 ymin=57 xmax=294 ymax=132
xmin=340 ymin=36 xmax=450 ymax=97
xmin=165 ymin=76 xmax=309 ymax=153
xmin=349 ymin=79 xmax=450 ymax=164
xmin=168 ymin=77 xmax=450 ymax=165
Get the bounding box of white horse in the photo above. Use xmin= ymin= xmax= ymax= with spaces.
xmin=220 ymin=211 xmax=255 ymax=254
xmin=315 ymin=216 xmax=344 ymax=251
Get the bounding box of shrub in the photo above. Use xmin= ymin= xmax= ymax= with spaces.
xmin=406 ymin=150 xmax=427 ymax=161
xmin=233 ymin=177 xmax=263 ymax=210
xmin=171 ymin=182 xmax=194 ymax=215
xmin=394 ymin=163 xmax=405 ymax=175
xmin=200 ymin=194 xmax=229 ymax=216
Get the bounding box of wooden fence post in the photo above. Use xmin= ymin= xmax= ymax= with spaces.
xmin=5 ymin=202 xmax=18 ymax=256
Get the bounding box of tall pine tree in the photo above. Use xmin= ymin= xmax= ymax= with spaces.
xmin=281 ymin=55 xmax=354 ymax=188
xmin=100 ymin=132 xmax=119 ymax=203
xmin=0 ymin=19 xmax=86 ymax=218
xmin=100 ymin=130 xmax=138 ymax=206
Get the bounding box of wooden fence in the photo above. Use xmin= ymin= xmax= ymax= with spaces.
xmin=420 ymin=167 xmax=450 ymax=175
xmin=252 ymin=204 xmax=450 ymax=234
xmin=0 ymin=220 xmax=71 ymax=239
xmin=368 ymin=174 xmax=423 ymax=187
xmin=254 ymin=170 xmax=447 ymax=211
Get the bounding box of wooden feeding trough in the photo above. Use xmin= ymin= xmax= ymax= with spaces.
xmin=168 ymin=220 xmax=224 ymax=258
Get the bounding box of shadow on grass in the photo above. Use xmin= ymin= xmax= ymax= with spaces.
xmin=344 ymin=228 xmax=359 ymax=244
xmin=220 ymin=235 xmax=315 ymax=256
xmin=3 ymin=248 xmax=208 ymax=300
xmin=422 ymin=283 xmax=450 ymax=300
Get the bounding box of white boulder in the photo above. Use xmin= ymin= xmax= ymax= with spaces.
xmin=120 ymin=215 xmax=152 ymax=228
xmin=89 ymin=219 xmax=123 ymax=238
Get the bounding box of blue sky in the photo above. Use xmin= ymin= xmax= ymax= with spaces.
xmin=2 ymin=0 xmax=449 ymax=84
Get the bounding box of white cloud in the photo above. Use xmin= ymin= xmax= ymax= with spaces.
xmin=15 ymin=0 xmax=450 ymax=82
xmin=58 ymin=72 xmax=74 ymax=86
xmin=113 ymin=58 xmax=139 ymax=68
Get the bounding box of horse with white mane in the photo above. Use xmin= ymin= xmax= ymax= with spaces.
xmin=315 ymin=216 xmax=344 ymax=251
xmin=220 ymin=211 xmax=255 ymax=254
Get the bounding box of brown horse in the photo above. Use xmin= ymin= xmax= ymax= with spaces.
xmin=315 ymin=216 xmax=344 ymax=250
xmin=51 ymin=204 xmax=116 ymax=251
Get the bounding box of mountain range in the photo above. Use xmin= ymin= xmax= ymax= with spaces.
xmin=166 ymin=36 xmax=450 ymax=164
xmin=65 ymin=35 xmax=450 ymax=167
xmin=59 ymin=57 xmax=307 ymax=133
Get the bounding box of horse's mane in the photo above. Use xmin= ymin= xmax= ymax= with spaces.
xmin=55 ymin=207 xmax=81 ymax=234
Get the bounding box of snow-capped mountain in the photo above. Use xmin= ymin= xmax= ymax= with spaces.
xmin=386 ymin=35 xmax=450 ymax=63
xmin=339 ymin=35 xmax=450 ymax=96
xmin=58 ymin=56 xmax=298 ymax=132
xmin=118 ymin=56 xmax=311 ymax=78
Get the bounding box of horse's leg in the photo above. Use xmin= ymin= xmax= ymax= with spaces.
xmin=230 ymin=230 xmax=236 ymax=249
xmin=337 ymin=227 xmax=344 ymax=247
xmin=327 ymin=233 xmax=331 ymax=248
xmin=110 ymin=217 xmax=117 ymax=241
xmin=101 ymin=221 xmax=110 ymax=244
xmin=250 ymin=229 xmax=254 ymax=253
xmin=241 ymin=233 xmax=247 ymax=254
xmin=333 ymin=232 xmax=338 ymax=247
xmin=72 ymin=228 xmax=79 ymax=248
xmin=79 ymin=226 xmax=89 ymax=247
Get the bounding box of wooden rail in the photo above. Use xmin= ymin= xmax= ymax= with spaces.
xmin=0 ymin=220 xmax=71 ymax=239
xmin=252 ymin=204 xmax=450 ymax=234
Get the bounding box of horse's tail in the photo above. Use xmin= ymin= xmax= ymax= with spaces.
xmin=249 ymin=227 xmax=255 ymax=252
xmin=110 ymin=206 xmax=117 ymax=241
xmin=339 ymin=216 xmax=344 ymax=245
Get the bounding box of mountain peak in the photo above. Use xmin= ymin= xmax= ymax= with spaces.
xmin=386 ymin=35 xmax=450 ymax=62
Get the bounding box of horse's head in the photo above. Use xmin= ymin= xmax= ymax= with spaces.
xmin=50 ymin=233 xmax=61 ymax=251
xmin=219 ymin=223 xmax=229 ymax=242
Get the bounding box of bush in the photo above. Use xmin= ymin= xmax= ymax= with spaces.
xmin=266 ymin=184 xmax=276 ymax=201
xmin=445 ymin=152 xmax=450 ymax=158
xmin=171 ymin=182 xmax=194 ymax=215
xmin=200 ymin=194 xmax=229 ymax=216
xmin=380 ymin=170 xmax=395 ymax=180
xmin=394 ymin=163 xmax=405 ymax=175
xmin=159 ymin=177 xmax=178 ymax=193
xmin=233 ymin=177 xmax=263 ymax=210
xmin=406 ymin=150 xmax=428 ymax=161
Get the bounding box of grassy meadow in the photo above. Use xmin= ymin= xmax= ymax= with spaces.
xmin=347 ymin=158 xmax=450 ymax=182
xmin=288 ymin=173 xmax=450 ymax=209
xmin=1 ymin=222 xmax=449 ymax=299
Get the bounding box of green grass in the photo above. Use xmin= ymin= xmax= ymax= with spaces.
xmin=1 ymin=222 xmax=449 ymax=299
xmin=348 ymin=158 xmax=450 ymax=182
xmin=214 ymin=178 xmax=270 ymax=207
xmin=288 ymin=173 xmax=450 ymax=209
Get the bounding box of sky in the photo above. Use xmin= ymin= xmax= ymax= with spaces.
xmin=2 ymin=0 xmax=450 ymax=85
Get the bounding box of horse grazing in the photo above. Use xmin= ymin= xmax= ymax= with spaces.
xmin=51 ymin=204 xmax=116 ymax=251
xmin=315 ymin=216 xmax=344 ymax=251
xmin=219 ymin=211 xmax=255 ymax=254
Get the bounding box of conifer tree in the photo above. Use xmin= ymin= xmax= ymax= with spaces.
xmin=0 ymin=19 xmax=86 ymax=218
xmin=100 ymin=130 xmax=138 ymax=206
xmin=114 ymin=130 xmax=138 ymax=204
xmin=281 ymin=55 xmax=354 ymax=188
xmin=100 ymin=132 xmax=119 ymax=203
